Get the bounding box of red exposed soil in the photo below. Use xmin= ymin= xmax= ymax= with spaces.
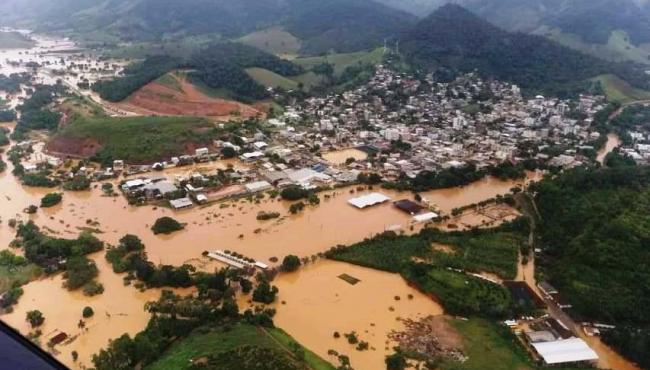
xmin=46 ymin=136 xmax=102 ymax=159
xmin=116 ymin=73 xmax=264 ymax=121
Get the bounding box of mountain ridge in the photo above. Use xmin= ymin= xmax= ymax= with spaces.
xmin=400 ymin=4 xmax=650 ymax=96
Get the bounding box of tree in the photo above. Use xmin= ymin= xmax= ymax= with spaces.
xmin=252 ymin=281 xmax=278 ymax=304
xmin=281 ymin=255 xmax=301 ymax=272
xmin=26 ymin=310 xmax=44 ymax=328
xmin=151 ymin=217 xmax=184 ymax=235
xmin=64 ymin=256 xmax=99 ymax=290
xmin=221 ymin=146 xmax=237 ymax=159
xmin=40 ymin=193 xmax=62 ymax=208
xmin=83 ymin=306 xmax=94 ymax=318
xmin=385 ymin=352 xmax=407 ymax=370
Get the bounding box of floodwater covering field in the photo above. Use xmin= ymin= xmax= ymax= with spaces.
xmin=0 ymin=147 xmax=537 ymax=368
xmin=322 ymin=148 xmax=368 ymax=165
xmin=270 ymin=260 xmax=444 ymax=370
xmin=0 ymin=31 xmax=637 ymax=370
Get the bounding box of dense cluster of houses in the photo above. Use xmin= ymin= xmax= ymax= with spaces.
xmin=271 ymin=66 xmax=607 ymax=178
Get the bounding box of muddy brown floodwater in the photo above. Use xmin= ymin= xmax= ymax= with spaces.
xmin=322 ymin=149 xmax=368 ymax=165
xmin=267 ymin=260 xmax=444 ymax=370
xmin=0 ymin=152 xmax=540 ymax=369
xmin=1 ymin=254 xmax=194 ymax=369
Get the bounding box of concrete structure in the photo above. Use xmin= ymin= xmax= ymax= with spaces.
xmin=531 ymin=338 xmax=598 ymax=365
xmin=245 ymin=181 xmax=273 ymax=193
xmin=413 ymin=212 xmax=439 ymax=223
xmin=348 ymin=193 xmax=391 ymax=209
xmin=170 ymin=197 xmax=193 ymax=210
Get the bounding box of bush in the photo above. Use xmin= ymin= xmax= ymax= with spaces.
xmin=281 ymin=255 xmax=301 ymax=272
xmin=82 ymin=306 xmax=94 ymax=318
xmin=289 ymin=202 xmax=305 ymax=214
xmin=40 ymin=193 xmax=62 ymax=208
xmin=63 ymin=175 xmax=91 ymax=191
xmin=256 ymin=211 xmax=280 ymax=221
xmin=83 ymin=281 xmax=104 ymax=296
xmin=151 ymin=217 xmax=184 ymax=235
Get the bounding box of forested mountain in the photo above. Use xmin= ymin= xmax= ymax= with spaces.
xmin=376 ymin=0 xmax=650 ymax=64
xmin=533 ymin=166 xmax=650 ymax=369
xmin=284 ymin=0 xmax=416 ymax=54
xmin=92 ymin=43 xmax=303 ymax=102
xmin=400 ymin=4 xmax=650 ymax=97
xmin=378 ymin=0 xmax=650 ymax=43
xmin=0 ymin=0 xmax=415 ymax=54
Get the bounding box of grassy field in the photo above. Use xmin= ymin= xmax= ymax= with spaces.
xmin=0 ymin=32 xmax=35 ymax=49
xmin=291 ymin=72 xmax=325 ymax=90
xmin=54 ymin=112 xmax=218 ymax=164
xmin=0 ymin=264 xmax=42 ymax=293
xmin=442 ymin=319 xmax=586 ymax=370
xmin=267 ymin=327 xmax=337 ymax=370
xmin=146 ymin=323 xmax=335 ymax=370
xmin=442 ymin=319 xmax=532 ymax=370
xmin=424 ymin=230 xmax=524 ymax=280
xmin=238 ymin=27 xmax=302 ymax=56
xmin=594 ymin=74 xmax=650 ymax=104
xmin=106 ymin=35 xmax=219 ymax=59
xmin=327 ymin=233 xmax=431 ymax=273
xmin=294 ymin=48 xmax=384 ymax=76
xmin=246 ymin=67 xmax=299 ymax=90
xmin=155 ymin=72 xmax=183 ymax=92
xmin=403 ymin=265 xmax=513 ymax=317
xmin=328 ymin=227 xmax=523 ymax=280
xmin=538 ymin=27 xmax=650 ymax=65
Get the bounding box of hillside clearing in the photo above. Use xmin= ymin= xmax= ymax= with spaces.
xmin=246 ymin=67 xmax=299 ymax=90
xmin=238 ymin=27 xmax=302 ymax=57
xmin=294 ymin=48 xmax=384 ymax=76
xmin=594 ymin=74 xmax=650 ymax=103
xmin=48 ymin=111 xmax=218 ymax=165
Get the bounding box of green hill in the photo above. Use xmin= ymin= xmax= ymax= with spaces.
xmin=238 ymin=27 xmax=302 ymax=56
xmin=593 ymin=74 xmax=650 ymax=104
xmin=533 ymin=166 xmax=650 ymax=368
xmin=49 ymin=105 xmax=219 ymax=165
xmin=246 ymin=68 xmax=299 ymax=90
xmin=1 ymin=0 xmax=415 ymax=55
xmin=400 ymin=4 xmax=650 ymax=97
xmin=146 ymin=323 xmax=334 ymax=370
